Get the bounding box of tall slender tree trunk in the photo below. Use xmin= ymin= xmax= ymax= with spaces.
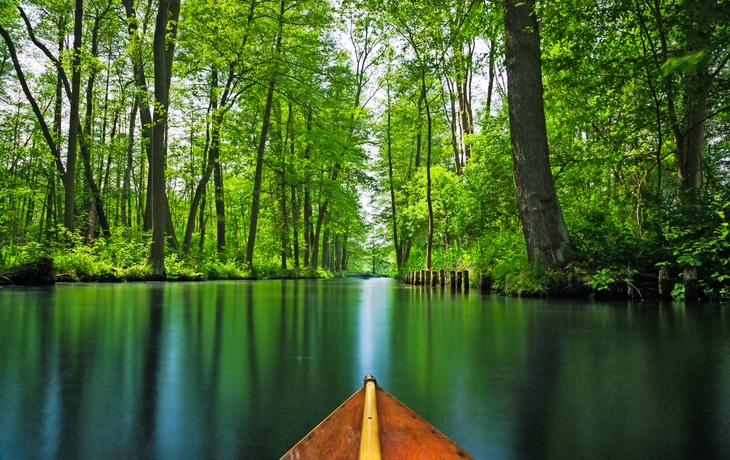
xmin=486 ymin=39 xmax=496 ymax=115
xmin=212 ymin=144 xmax=225 ymax=253
xmin=245 ymin=21 xmax=282 ymax=266
xmin=503 ymin=0 xmax=570 ymax=268
xmin=291 ymin=185 xmax=300 ymax=267
xmin=147 ymin=0 xmax=180 ymax=277
xmin=302 ymin=110 xmax=312 ymax=268
xmin=386 ymin=85 xmax=401 ymax=271
xmin=245 ymin=76 xmax=277 ymax=266
xmin=311 ymin=204 xmax=326 ymax=269
xmin=303 ymin=187 xmax=311 ymax=268
xmin=421 ymin=68 xmax=434 ymax=271
xmin=124 ymin=0 xmax=178 ymax=248
xmin=80 ymin=15 xmax=111 ymax=239
xmin=64 ymin=0 xmax=83 ymax=231
xmin=322 ymin=229 xmax=330 ymax=271
xmin=121 ymin=98 xmax=138 ymax=226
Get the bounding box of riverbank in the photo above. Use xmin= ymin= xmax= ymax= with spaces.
xmin=0 ymin=256 xmax=367 ymax=285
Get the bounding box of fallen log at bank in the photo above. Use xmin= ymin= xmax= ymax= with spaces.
xmin=0 ymin=256 xmax=55 ymax=286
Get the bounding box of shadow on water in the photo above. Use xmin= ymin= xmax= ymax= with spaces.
xmin=141 ymin=284 xmax=163 ymax=458
xmin=0 ymin=282 xmax=729 ymax=459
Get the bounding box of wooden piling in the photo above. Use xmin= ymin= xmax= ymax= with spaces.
xmin=463 ymin=271 xmax=469 ymax=291
xmin=456 ymin=271 xmax=462 ymax=290
xmin=683 ymin=266 xmax=698 ymax=302
xmin=480 ymin=274 xmax=492 ymax=291
xmin=431 ymin=271 xmax=438 ymax=286
xmin=658 ymin=268 xmax=671 ymax=298
xmin=449 ymin=271 xmax=456 ymax=289
xmin=439 ymin=270 xmax=445 ymax=287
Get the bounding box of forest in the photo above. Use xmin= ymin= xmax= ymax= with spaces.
xmin=0 ymin=0 xmax=728 ymax=300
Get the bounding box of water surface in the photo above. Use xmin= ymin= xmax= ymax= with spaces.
xmin=0 ymin=279 xmax=728 ymax=459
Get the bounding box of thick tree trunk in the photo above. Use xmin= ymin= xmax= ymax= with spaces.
xmin=675 ymin=84 xmax=707 ymax=199
xmin=503 ymin=0 xmax=570 ymax=268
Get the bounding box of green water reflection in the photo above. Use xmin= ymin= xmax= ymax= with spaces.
xmin=0 ymin=279 xmax=728 ymax=459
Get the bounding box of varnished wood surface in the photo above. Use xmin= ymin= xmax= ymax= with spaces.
xmin=377 ymin=387 xmax=473 ymax=459
xmin=359 ymin=379 xmax=382 ymax=460
xmin=280 ymin=388 xmax=364 ymax=460
xmin=281 ymin=383 xmax=473 ymax=459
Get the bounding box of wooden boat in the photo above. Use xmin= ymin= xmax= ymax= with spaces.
xmin=281 ymin=375 xmax=474 ymax=459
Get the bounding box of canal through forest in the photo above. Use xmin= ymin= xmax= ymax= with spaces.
xmin=1 ymin=279 xmax=729 ymax=459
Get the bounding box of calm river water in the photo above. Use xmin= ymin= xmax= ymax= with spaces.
xmin=0 ymin=279 xmax=728 ymax=459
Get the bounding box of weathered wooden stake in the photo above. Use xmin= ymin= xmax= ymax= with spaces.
xmin=431 ymin=271 xmax=438 ymax=286
xmin=449 ymin=271 xmax=456 ymax=289
xmin=683 ymin=266 xmax=698 ymax=302
xmin=480 ymin=274 xmax=492 ymax=291
xmin=439 ymin=270 xmax=445 ymax=287
xmin=658 ymin=268 xmax=671 ymax=298
xmin=421 ymin=270 xmax=426 ymax=286
xmin=456 ymin=271 xmax=462 ymax=290
xmin=463 ymin=271 xmax=469 ymax=291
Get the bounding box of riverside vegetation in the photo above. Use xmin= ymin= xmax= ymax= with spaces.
xmin=0 ymin=0 xmax=728 ymax=299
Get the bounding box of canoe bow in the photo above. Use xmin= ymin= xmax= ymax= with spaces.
xmin=280 ymin=376 xmax=473 ymax=459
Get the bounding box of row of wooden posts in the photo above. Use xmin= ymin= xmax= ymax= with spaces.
xmin=402 ymin=269 xmax=471 ymax=291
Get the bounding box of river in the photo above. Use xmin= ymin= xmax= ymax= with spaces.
xmin=0 ymin=279 xmax=728 ymax=459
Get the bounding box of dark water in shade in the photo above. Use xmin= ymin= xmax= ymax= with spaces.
xmin=0 ymin=279 xmax=729 ymax=460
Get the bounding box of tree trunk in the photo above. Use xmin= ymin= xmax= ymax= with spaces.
xmin=302 ymin=110 xmax=313 ymax=268
xmin=422 ymin=68 xmax=434 ymax=271
xmin=291 ymin=185 xmax=300 ymax=267
xmin=64 ymin=0 xmax=83 ymax=231
xmin=245 ymin=77 xmax=277 ymax=267
xmin=124 ymin=0 xmax=178 ymax=247
xmin=503 ymin=0 xmax=570 ymax=268
xmin=121 ymin=97 xmax=138 ymax=226
xmin=311 ymin=204 xmax=326 ymax=269
xmin=675 ymin=79 xmax=708 ymax=199
xmin=322 ymin=229 xmax=330 ymax=270
xmin=147 ymin=0 xmax=180 ymax=277
xmin=334 ymin=234 xmax=341 ymax=272
xmin=386 ymin=85 xmax=401 ymax=271
xmin=80 ymin=16 xmax=111 ymax=239
xmin=212 ymin=142 xmax=225 ymax=253
xmin=244 ymin=0 xmax=285 ymax=267
xmin=341 ymin=235 xmax=348 ymax=271
xmin=303 ymin=186 xmax=311 ymax=268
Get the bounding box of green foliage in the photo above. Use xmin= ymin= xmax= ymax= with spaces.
xmin=660 ymin=199 xmax=730 ymax=300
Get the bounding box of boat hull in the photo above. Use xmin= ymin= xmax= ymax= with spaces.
xmin=281 ymin=385 xmax=473 ymax=459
